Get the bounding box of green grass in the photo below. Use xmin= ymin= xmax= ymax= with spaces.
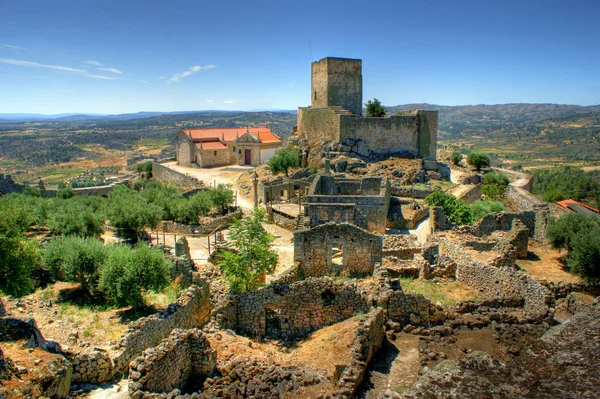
xmin=399 ymin=278 xmax=484 ymax=307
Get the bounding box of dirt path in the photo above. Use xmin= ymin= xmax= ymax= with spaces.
xmin=358 ymin=333 xmax=420 ymax=398
xmin=162 ymin=162 xmax=255 ymax=211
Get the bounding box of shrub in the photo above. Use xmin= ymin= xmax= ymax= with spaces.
xmin=57 ymin=187 xmax=75 ymax=199
xmin=481 ymin=172 xmax=509 ymax=200
xmin=98 ymin=243 xmax=172 ymax=308
xmin=469 ymin=200 xmax=505 ymax=221
xmin=209 ymin=184 xmax=234 ymax=215
xmin=22 ymin=186 xmax=41 ymax=197
xmin=567 ymin=227 xmax=600 ymax=283
xmin=365 ymin=98 xmax=386 ymax=117
xmin=267 ymin=147 xmax=299 ymax=177
xmin=547 ymin=213 xmax=599 ymax=252
xmin=424 ymin=190 xmax=473 ymax=225
xmin=0 ymin=236 xmax=40 ymax=297
xmin=106 ymin=185 xmax=162 ymax=235
xmin=450 ymin=151 xmax=462 ymax=165
xmin=467 ymin=152 xmax=491 ymax=171
xmin=42 ymin=236 xmax=106 ymax=296
xmin=218 ymin=208 xmax=278 ymax=293
xmin=541 ymin=189 xmax=565 ymax=203
xmin=46 ymin=196 xmax=105 ymax=238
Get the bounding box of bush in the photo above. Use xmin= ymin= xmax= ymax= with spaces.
xmin=98 ymin=243 xmax=172 ymax=308
xmin=470 ymin=200 xmax=505 ymax=221
xmin=106 ymin=185 xmax=162 ymax=235
xmin=481 ymin=172 xmax=509 ymax=200
xmin=209 ymin=184 xmax=234 ymax=215
xmin=567 ymin=227 xmax=600 ymax=283
xmin=22 ymin=186 xmax=41 ymax=197
xmin=450 ymin=151 xmax=462 ymax=165
xmin=365 ymin=98 xmax=386 ymax=117
xmin=424 ymin=190 xmax=473 ymax=225
xmin=46 ymin=196 xmax=105 ymax=238
xmin=218 ymin=208 xmax=278 ymax=293
xmin=0 ymin=236 xmax=40 ymax=297
xmin=135 ymin=161 xmax=153 ymax=180
xmin=57 ymin=187 xmax=75 ymax=199
xmin=267 ymin=147 xmax=299 ymax=177
xmin=541 ymin=188 xmax=565 ymax=203
xmin=547 ymin=213 xmax=599 ymax=252
xmin=42 ymin=236 xmax=106 ymax=296
xmin=467 ymin=152 xmax=491 ymax=171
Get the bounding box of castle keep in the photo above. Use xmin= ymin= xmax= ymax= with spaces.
xmin=297 ymin=57 xmax=438 ymax=160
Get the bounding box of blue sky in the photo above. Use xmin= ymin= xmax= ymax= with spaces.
xmin=0 ymin=0 xmax=599 ymax=114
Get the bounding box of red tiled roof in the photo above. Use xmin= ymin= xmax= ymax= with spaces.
xmin=556 ymin=199 xmax=600 ymax=214
xmin=195 ymin=141 xmax=228 ymax=150
xmin=185 ymin=127 xmax=281 ymax=143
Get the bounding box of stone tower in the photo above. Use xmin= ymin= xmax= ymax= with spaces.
xmin=311 ymin=57 xmax=363 ymax=115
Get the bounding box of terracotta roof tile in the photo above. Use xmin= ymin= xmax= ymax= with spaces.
xmin=185 ymin=127 xmax=281 ymax=143
xmin=195 ymin=141 xmax=228 ymax=150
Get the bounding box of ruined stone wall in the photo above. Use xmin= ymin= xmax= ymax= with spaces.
xmin=110 ymin=283 xmax=212 ymax=376
xmin=456 ymin=184 xmax=481 ymax=203
xmin=272 ymin=209 xmax=297 ymax=231
xmin=469 ymin=211 xmax=536 ymax=239
xmin=157 ymin=208 xmax=243 ymax=235
xmin=391 ymin=185 xmax=433 ymax=199
xmin=128 ymin=329 xmax=216 ymax=397
xmin=294 ymin=223 xmax=383 ymax=278
xmin=439 ymin=240 xmax=550 ymax=319
xmin=229 ymin=277 xmax=371 ymax=339
xmin=388 ymin=291 xmax=431 ymax=325
xmin=152 ymin=162 xmax=203 ymax=187
xmin=334 ymin=308 xmax=385 ymax=398
xmin=339 ymin=114 xmax=419 ymax=156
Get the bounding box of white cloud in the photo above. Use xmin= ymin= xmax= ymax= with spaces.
xmin=86 ymin=74 xmax=118 ymax=80
xmin=84 ymin=60 xmax=103 ymax=66
xmin=287 ymin=81 xmax=296 ymax=88
xmin=137 ymin=80 xmax=150 ymax=84
xmin=0 ymin=43 xmax=29 ymax=52
xmin=169 ymin=64 xmax=216 ymax=82
xmin=223 ymin=100 xmax=236 ymax=104
xmin=205 ymin=99 xmax=215 ymax=103
xmin=271 ymin=91 xmax=283 ymax=95
xmin=0 ymin=58 xmax=86 ymax=73
xmin=98 ymin=67 xmax=123 ymax=75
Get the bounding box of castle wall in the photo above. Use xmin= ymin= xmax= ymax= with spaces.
xmin=339 ymin=115 xmax=420 ymax=156
xmin=152 ymin=162 xmax=203 ymax=187
xmin=311 ymin=57 xmax=362 ymax=115
xmin=417 ymin=110 xmax=438 ymax=160
xmin=297 ymin=107 xmax=341 ymax=142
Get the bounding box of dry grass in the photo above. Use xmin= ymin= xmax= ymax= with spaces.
xmin=399 ymin=278 xmax=485 ymax=307
xmin=516 ymin=241 xmax=582 ymax=284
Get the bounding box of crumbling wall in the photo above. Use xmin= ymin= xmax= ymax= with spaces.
xmin=334 ymin=308 xmax=385 ymax=398
xmin=440 ymin=240 xmax=550 ymax=320
xmin=228 ymin=277 xmax=371 ymax=339
xmin=272 ymin=209 xmax=297 ymax=231
xmin=128 ymin=329 xmax=216 ymax=397
xmin=89 ymin=283 xmax=212 ymax=382
xmin=294 ymin=222 xmax=383 ymax=277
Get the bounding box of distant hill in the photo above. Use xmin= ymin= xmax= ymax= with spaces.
xmin=387 ymin=103 xmax=600 ymax=126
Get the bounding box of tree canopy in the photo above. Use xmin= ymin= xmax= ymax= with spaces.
xmin=267 ymin=147 xmax=299 ymax=177
xmin=218 ymin=208 xmax=278 ymax=293
xmin=365 ymin=98 xmax=386 ymax=117
xmin=467 ymin=152 xmax=491 ymax=172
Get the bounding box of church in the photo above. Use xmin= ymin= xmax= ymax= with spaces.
xmin=176 ymin=127 xmax=283 ymax=168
